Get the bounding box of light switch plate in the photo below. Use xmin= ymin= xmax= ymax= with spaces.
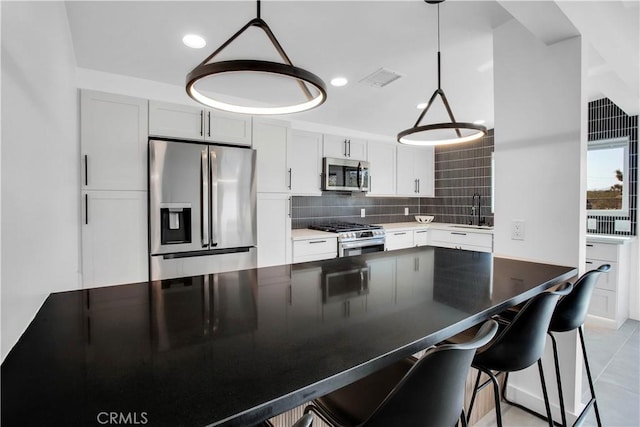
xmin=587 ymin=218 xmax=597 ymax=230
xmin=511 ymin=220 xmax=525 ymax=240
xmin=361 ymin=208 xmax=366 ymax=218
xmin=404 ymin=207 xmax=409 ymax=216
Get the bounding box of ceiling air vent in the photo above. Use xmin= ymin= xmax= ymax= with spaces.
xmin=359 ymin=68 xmax=403 ymax=88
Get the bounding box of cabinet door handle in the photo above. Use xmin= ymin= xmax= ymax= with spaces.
xmin=288 ymin=197 xmax=292 ymax=218
xmin=200 ymin=111 xmax=204 ymax=136
xmin=348 ymin=139 xmax=351 ymax=157
xmin=586 ymin=244 xmax=594 ymax=247
xmin=309 ymin=240 xmax=327 ymax=244
xmin=207 ymin=111 xmax=211 ymax=137
xmin=586 ymin=261 xmax=594 ymax=264
xmin=451 ymin=232 xmax=467 ymax=236
xmin=344 ymin=139 xmax=348 ymax=157
xmin=84 ymin=194 xmax=88 ymax=225
xmin=84 ymin=155 xmax=88 ymax=186
xmin=417 ymin=179 xmax=420 ymax=193
xmin=288 ymin=168 xmax=292 ymax=190
xmin=394 ymin=232 xmax=407 ymax=236
xmin=416 ymin=230 xmax=427 ymax=234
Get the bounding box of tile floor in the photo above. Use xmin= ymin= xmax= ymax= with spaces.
xmin=475 ymin=319 xmax=639 ymax=427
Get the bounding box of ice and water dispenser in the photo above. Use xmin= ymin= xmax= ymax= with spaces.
xmin=160 ymin=203 xmax=192 ymax=245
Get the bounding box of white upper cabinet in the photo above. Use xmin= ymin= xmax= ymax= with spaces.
xmin=323 ymin=134 xmax=367 ymax=160
xmin=253 ymin=120 xmax=289 ymax=193
xmin=148 ymin=100 xmax=251 ymax=146
xmin=81 ymin=90 xmax=148 ymax=191
xmin=253 ymin=121 xmax=323 ymax=195
xmin=396 ymin=145 xmax=434 ymax=197
xmin=367 ymin=141 xmax=396 ymax=196
xmin=287 ymin=129 xmax=322 ymax=195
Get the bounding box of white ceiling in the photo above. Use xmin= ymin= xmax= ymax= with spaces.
xmin=65 ymin=0 xmax=639 ymax=139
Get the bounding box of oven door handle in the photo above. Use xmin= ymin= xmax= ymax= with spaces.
xmin=340 ymin=238 xmax=385 ymax=250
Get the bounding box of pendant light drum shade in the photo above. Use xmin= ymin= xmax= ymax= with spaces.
xmin=186 ymin=2 xmax=327 ymax=115
xmin=398 ymin=122 xmax=487 ymax=146
xmin=186 ymin=60 xmax=326 ymax=115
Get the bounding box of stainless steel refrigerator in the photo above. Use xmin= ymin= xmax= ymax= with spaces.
xmin=149 ymin=139 xmax=256 ymax=280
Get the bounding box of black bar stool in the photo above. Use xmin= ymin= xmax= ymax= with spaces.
xmin=467 ymin=282 xmax=573 ymax=427
xmin=501 ymin=264 xmax=611 ymax=427
xmin=262 ymin=413 xmax=314 ymax=427
xmin=303 ymin=319 xmax=499 ymax=427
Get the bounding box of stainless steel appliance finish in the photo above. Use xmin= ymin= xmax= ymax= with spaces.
xmin=322 ymin=261 xmax=370 ymax=304
xmin=322 ymin=157 xmax=370 ymax=192
xmin=309 ymin=222 xmax=385 ymax=257
xmin=149 ymin=139 xmax=256 ymax=280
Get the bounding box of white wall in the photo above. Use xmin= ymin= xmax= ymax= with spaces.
xmin=493 ymin=19 xmax=586 ymax=423
xmin=1 ymin=2 xmax=80 ymax=361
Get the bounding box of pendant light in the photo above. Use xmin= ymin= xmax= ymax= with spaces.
xmin=397 ymin=0 xmax=487 ymax=145
xmin=186 ymin=0 xmax=327 ymax=115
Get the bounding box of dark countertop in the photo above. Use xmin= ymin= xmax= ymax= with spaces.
xmin=1 ymin=247 xmax=576 ymax=427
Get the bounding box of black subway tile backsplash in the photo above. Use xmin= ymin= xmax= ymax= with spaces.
xmin=587 ymin=98 xmax=637 ymax=236
xmin=291 ymin=130 xmax=495 ymax=229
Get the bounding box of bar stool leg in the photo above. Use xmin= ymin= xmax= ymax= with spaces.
xmin=549 ymin=332 xmax=568 ymax=427
xmin=579 ymin=326 xmax=602 ymax=427
xmin=466 ymin=369 xmax=483 ymax=423
xmin=537 ymin=359 xmax=554 ymax=427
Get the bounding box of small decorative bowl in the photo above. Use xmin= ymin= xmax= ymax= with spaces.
xmin=415 ymin=215 xmax=434 ymax=224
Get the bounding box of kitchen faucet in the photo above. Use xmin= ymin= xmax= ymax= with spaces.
xmin=471 ymin=193 xmax=482 ymax=226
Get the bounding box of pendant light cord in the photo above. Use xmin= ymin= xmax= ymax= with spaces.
xmin=257 ymin=0 xmax=261 ymax=19
xmin=437 ymin=3 xmax=441 ymax=90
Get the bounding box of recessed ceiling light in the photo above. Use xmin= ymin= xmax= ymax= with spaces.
xmin=417 ymin=103 xmax=427 ymax=109
xmin=330 ymin=77 xmax=348 ymax=87
xmin=473 ymin=119 xmax=486 ymax=125
xmin=183 ymin=34 xmax=206 ymax=49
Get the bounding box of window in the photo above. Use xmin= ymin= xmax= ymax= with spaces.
xmin=586 ymin=137 xmax=629 ymax=215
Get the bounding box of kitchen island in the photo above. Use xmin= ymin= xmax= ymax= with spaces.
xmin=1 ymin=246 xmax=576 ymax=426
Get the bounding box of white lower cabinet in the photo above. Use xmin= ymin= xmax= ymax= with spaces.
xmin=585 ymin=240 xmax=631 ymax=329
xmin=385 ymin=230 xmax=415 ymax=251
xmin=413 ymin=229 xmax=429 ymax=247
xmin=292 ymin=237 xmax=338 ymax=263
xmin=257 ymin=193 xmax=291 ymax=267
xmin=429 ymin=229 xmax=493 ymax=253
xmin=81 ymin=191 xmax=148 ymax=288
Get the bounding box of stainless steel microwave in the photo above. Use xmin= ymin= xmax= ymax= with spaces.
xmin=322 ymin=157 xmax=370 ymax=192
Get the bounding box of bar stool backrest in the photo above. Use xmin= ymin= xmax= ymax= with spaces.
xmin=362 ymin=320 xmax=499 ymax=427
xmin=550 ymin=264 xmax=611 ymax=333
xmin=473 ymin=283 xmax=572 ymax=373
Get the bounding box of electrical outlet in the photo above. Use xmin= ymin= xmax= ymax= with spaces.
xmin=404 ymin=207 xmax=409 ymax=216
xmin=615 ymin=220 xmax=631 ymax=232
xmin=511 ymin=220 xmax=525 ymax=240
xmin=587 ymin=218 xmax=597 ymax=231
xmin=361 ymin=208 xmax=366 ymax=218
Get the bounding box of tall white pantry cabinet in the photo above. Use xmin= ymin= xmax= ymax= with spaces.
xmin=80 ymin=90 xmax=149 ymax=288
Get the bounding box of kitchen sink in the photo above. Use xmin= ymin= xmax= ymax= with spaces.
xmin=450 ymin=225 xmax=494 ymax=230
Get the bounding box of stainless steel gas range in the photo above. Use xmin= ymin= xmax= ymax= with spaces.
xmin=308 ymin=222 xmax=386 ymax=257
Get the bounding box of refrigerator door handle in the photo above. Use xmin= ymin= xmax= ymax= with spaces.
xmin=201 ymin=149 xmax=209 ymax=248
xmin=209 ymin=149 xmax=218 ymax=247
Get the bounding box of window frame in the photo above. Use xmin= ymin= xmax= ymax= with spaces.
xmin=586 ymin=136 xmax=629 ymax=216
